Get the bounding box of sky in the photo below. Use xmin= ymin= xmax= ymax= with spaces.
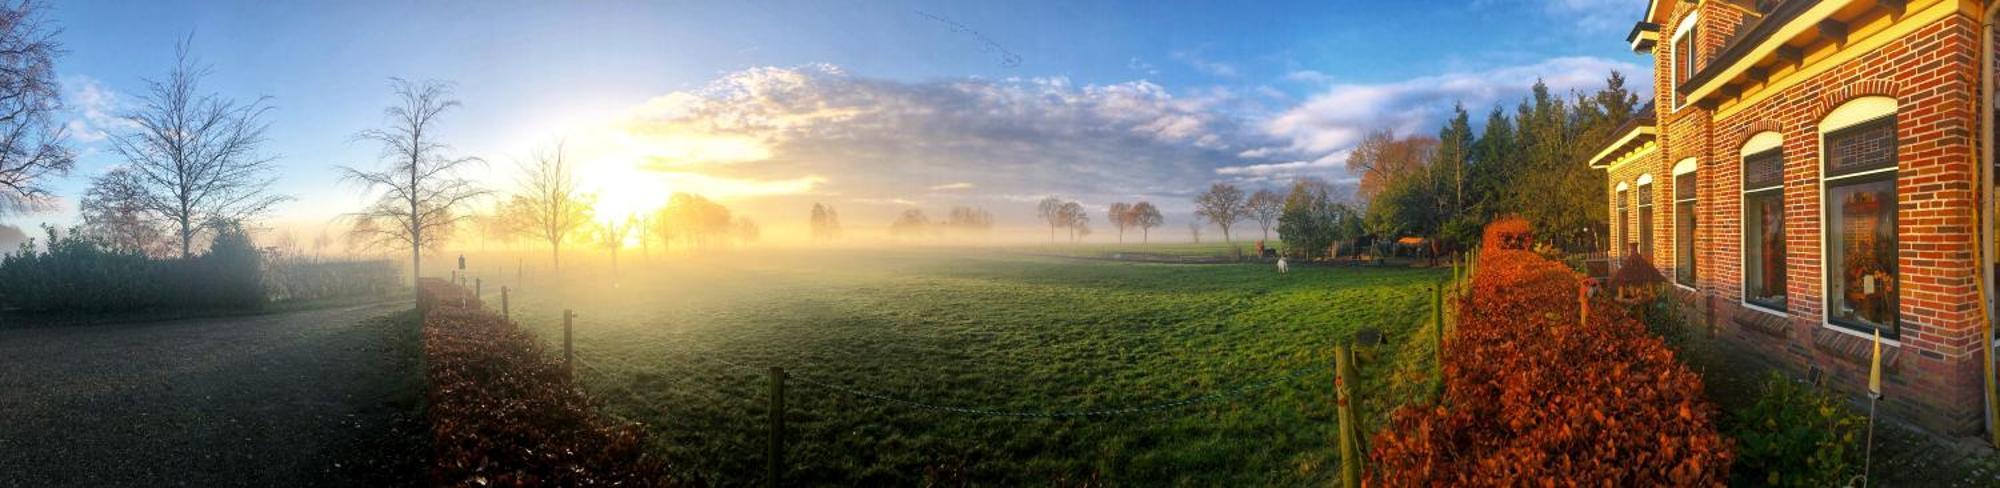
xmin=13 ymin=0 xmax=1652 ymax=244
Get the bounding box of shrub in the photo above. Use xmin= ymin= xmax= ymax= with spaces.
xmin=0 ymin=225 xmax=272 ymax=313
xmin=265 ymin=259 xmax=400 ymax=303
xmin=419 ymin=280 xmax=666 ymax=485
xmin=1480 ymin=215 xmax=1533 ymax=252
xmin=0 ymin=225 xmax=158 ymax=312
xmin=1369 ymin=219 xmax=1732 ymax=485
xmin=1729 ymin=373 xmax=1864 ymax=487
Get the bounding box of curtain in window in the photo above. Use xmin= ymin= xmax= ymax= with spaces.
xmin=1824 ymin=116 xmax=1898 ymax=335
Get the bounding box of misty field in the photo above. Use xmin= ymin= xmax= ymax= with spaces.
xmin=482 ymin=248 xmax=1443 ymax=485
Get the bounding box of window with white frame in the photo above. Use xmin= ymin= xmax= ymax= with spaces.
xmin=1673 ymin=159 xmax=1697 ymax=287
xmin=1820 ymin=97 xmax=1899 ymax=337
xmin=1616 ymin=184 xmax=1630 ymax=255
xmin=1638 ymin=175 xmax=1655 ymax=260
xmin=1672 ymin=12 xmax=1700 ymax=108
xmin=1741 ymin=132 xmax=1786 ymax=312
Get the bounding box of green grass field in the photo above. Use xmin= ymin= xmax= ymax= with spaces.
xmin=482 ymin=247 xmax=1444 ymax=485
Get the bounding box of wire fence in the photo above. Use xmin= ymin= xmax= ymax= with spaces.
xmin=442 ymin=259 xmax=1462 ymax=484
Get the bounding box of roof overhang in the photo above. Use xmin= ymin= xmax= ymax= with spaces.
xmin=1679 ymin=0 xmax=1934 ymax=113
xmin=1628 ymin=22 xmax=1661 ymax=52
xmin=1643 ymin=0 xmax=1677 ymax=25
xmin=1589 ymin=122 xmax=1659 ymax=170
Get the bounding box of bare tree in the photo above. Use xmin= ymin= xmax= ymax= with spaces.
xmin=1058 ymin=201 xmax=1088 ymax=243
xmin=111 ymin=39 xmax=284 ymax=258
xmin=311 ymin=228 xmax=331 ymax=262
xmin=508 ymin=142 xmax=593 ymax=270
xmin=340 ymin=79 xmax=486 ymax=297
xmin=1187 ymin=213 xmax=1204 ymax=243
xmin=0 ymin=1 xmax=70 ymax=215
xmin=1193 ymin=183 xmax=1247 ymax=243
xmin=1107 ymin=202 xmax=1132 ymax=243
xmin=1130 ymin=201 xmax=1163 ymax=243
xmin=1036 ymin=196 xmax=1064 ymax=242
xmin=78 ymin=167 xmax=163 ymax=256
xmin=594 ymin=214 xmax=633 ymax=275
xmin=1247 ymin=189 xmax=1283 ymax=242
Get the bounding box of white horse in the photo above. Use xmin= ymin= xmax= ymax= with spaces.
xmin=1276 ymin=257 xmax=1289 ymax=274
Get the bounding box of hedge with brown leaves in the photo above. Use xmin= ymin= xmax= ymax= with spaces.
xmin=420 ymin=279 xmax=668 ymax=486
xmin=1369 ymin=225 xmax=1731 ymax=485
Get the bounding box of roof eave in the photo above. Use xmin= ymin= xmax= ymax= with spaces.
xmin=1628 ymin=22 xmax=1661 ymax=53
xmin=1588 ymin=124 xmax=1659 ymax=169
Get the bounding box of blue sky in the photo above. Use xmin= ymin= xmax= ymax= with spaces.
xmin=22 ymin=0 xmax=1650 ymax=241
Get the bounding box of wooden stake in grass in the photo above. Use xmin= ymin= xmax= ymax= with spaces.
xmin=768 ymin=366 xmax=787 ymax=488
xmin=1432 ymin=283 xmax=1445 ymax=396
xmin=501 ymin=286 xmax=510 ymax=321
xmin=1334 ymin=344 xmax=1361 ymax=488
xmin=563 ymin=309 xmax=575 ymax=376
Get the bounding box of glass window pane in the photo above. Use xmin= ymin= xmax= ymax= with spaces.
xmin=1744 ymin=189 xmax=1786 ymax=310
xmin=1676 ymin=200 xmax=1696 ymax=286
xmin=1638 ymin=184 xmax=1653 ymax=260
xmin=1826 ymin=176 xmax=1898 ymax=334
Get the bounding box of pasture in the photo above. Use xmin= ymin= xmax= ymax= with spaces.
xmin=483 ymin=248 xmax=1444 ymax=485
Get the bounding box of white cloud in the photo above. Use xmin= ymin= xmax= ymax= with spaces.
xmin=599 ymin=64 xmax=1255 ymax=219
xmin=1284 ymin=70 xmax=1334 ymax=85
xmin=1171 ymin=50 xmax=1239 ymax=78
xmin=1127 ymin=57 xmax=1159 ymax=76
xmin=1246 ymin=56 xmax=1646 ymax=179
xmin=1478 ymin=0 xmax=1638 ymax=33
xmin=579 ymin=56 xmax=1649 ymax=221
xmin=64 ymin=76 xmax=126 ymax=143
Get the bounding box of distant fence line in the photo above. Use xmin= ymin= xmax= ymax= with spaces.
xmin=442 ymin=254 xmax=1472 ymax=485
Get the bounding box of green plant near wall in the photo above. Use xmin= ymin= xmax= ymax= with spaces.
xmin=1730 ymin=372 xmax=1865 ymax=487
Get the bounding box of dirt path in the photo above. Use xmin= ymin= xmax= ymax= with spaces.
xmin=0 ymin=302 xmax=427 ymax=487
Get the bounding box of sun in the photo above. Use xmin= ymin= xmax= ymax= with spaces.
xmin=586 ymin=163 xmax=661 ymax=222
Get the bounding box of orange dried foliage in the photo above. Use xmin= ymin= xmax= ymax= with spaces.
xmin=419 ymin=279 xmax=669 ymax=486
xmin=1481 ymin=216 xmax=1534 ymax=252
xmin=1369 ymin=220 xmax=1731 ymax=486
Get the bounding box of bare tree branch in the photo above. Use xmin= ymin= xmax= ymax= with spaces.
xmin=339 ymin=78 xmax=487 ymax=294
xmin=108 ymin=36 xmax=286 ymax=257
xmin=0 ymin=1 xmax=72 ymax=215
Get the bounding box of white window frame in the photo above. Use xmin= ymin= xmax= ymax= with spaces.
xmin=1671 ymin=11 xmax=1701 ymax=111
xmin=1672 ymin=158 xmax=1699 ymax=291
xmin=1615 ymin=181 xmax=1631 ymax=257
xmin=1816 ymin=96 xmax=1901 ymax=344
xmin=1739 ymin=131 xmax=1788 ymax=316
xmin=1637 ymin=174 xmax=1655 ymax=261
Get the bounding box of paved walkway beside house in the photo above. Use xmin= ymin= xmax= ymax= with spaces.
xmin=0 ymin=302 xmax=425 ymax=487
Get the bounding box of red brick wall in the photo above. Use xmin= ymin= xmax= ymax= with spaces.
xmin=1644 ymin=7 xmax=1987 ymax=434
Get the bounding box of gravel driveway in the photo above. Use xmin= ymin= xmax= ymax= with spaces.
xmin=0 ymin=302 xmax=427 ymax=487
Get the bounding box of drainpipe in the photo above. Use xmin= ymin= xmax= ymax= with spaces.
xmin=1980 ymin=0 xmax=2000 ymax=449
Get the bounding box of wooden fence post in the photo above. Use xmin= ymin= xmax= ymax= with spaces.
xmin=475 ymin=278 xmax=482 ymax=300
xmin=563 ymin=309 xmax=575 ymax=376
xmin=1432 ymin=284 xmax=1445 ymax=385
xmin=768 ymin=366 xmax=787 ymax=488
xmin=1335 ymin=344 xmax=1361 ymax=487
xmin=1579 ymin=282 xmax=1590 ymax=327
xmin=501 ymin=286 xmax=510 ymax=321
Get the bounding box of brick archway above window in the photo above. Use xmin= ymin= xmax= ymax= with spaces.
xmin=1736 ymin=120 xmax=1785 ymax=148
xmin=1812 ymin=80 xmax=1902 ymax=122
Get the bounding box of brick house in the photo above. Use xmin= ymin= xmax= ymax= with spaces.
xmin=1588 ymin=0 xmax=2000 ymax=436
